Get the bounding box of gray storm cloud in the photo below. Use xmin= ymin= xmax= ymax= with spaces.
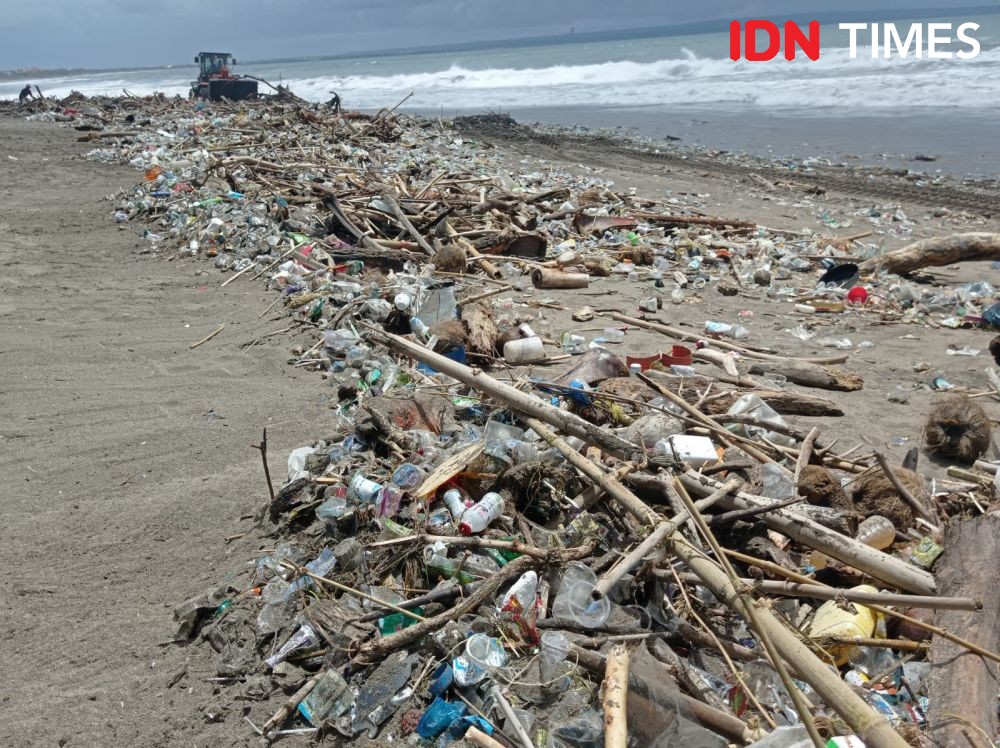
xmin=0 ymin=1 xmax=981 ymax=69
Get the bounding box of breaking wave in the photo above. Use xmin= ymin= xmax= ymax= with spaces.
xmin=7 ymin=45 xmax=1000 ymax=112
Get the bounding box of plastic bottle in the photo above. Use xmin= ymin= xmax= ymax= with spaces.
xmin=503 ymin=336 xmax=546 ymax=364
xmin=705 ymin=320 xmax=750 ymax=340
xmin=442 ymin=488 xmax=472 ymax=520
xmin=856 ymin=515 xmax=895 ymax=550
xmin=458 ymin=492 xmax=504 ymax=535
xmin=499 ymin=570 xmax=538 ymax=613
xmin=598 ymin=327 xmax=625 ymax=343
xmin=265 ymin=623 xmax=320 ymax=668
xmin=409 ymin=316 xmax=430 ymax=340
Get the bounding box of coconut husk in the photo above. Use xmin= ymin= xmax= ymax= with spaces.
xmin=428 ymin=319 xmax=467 ymax=353
xmin=798 ymin=465 xmax=854 ymax=513
xmin=852 ymin=467 xmax=928 ymax=529
xmin=923 ymin=396 xmax=991 ymax=464
xmin=430 ymin=244 xmax=466 ymax=273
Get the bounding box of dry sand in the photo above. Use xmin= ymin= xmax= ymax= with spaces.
xmin=2 ymin=115 xmax=999 ymax=745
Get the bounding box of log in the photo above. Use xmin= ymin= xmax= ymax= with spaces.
xmin=531 ymin=267 xmax=589 ymax=289
xmin=368 ymin=328 xmax=640 ymax=458
xmin=928 ymin=513 xmax=1000 ymax=748
xmin=748 ymin=361 xmax=863 ymax=391
xmin=860 ymin=232 xmax=1000 ymax=276
xmin=460 ymin=302 xmax=500 ymax=355
xmin=709 ymin=389 xmax=844 ymax=417
xmin=680 ymin=472 xmax=936 ymax=595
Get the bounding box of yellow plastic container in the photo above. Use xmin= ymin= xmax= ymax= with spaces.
xmin=806 ymin=585 xmax=879 ymax=665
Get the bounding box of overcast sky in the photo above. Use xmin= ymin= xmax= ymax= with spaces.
xmin=0 ymin=1 xmax=979 ymax=70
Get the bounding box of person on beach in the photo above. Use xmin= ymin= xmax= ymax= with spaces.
xmin=19 ymin=84 xmax=35 ymax=104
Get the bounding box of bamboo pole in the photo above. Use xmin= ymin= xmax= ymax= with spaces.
xmin=607 ymin=312 xmax=850 ymax=365
xmin=724 ymin=549 xmax=1000 ymax=666
xmin=680 ymin=471 xmax=936 ymax=595
xmin=603 ymin=645 xmax=630 ymax=748
xmin=744 ymin=580 xmax=979 ymax=611
xmin=367 ymin=328 xmax=639 ymax=458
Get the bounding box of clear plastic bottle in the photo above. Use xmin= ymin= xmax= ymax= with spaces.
xmin=442 ymin=488 xmax=471 ymax=520
xmin=856 ymin=515 xmax=895 ymax=550
xmin=458 ymin=492 xmax=504 ymax=535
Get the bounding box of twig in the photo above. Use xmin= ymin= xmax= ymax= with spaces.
xmin=250 ymin=428 xmax=275 ymax=504
xmin=261 ymin=671 xmax=321 ymax=735
xmin=189 ymin=322 xmax=225 ymax=349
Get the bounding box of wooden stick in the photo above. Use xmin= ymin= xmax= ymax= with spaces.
xmin=744 ymin=580 xmax=980 ymax=611
xmin=823 ymin=636 xmax=929 ymax=652
xmin=490 ymin=685 xmax=534 ymax=748
xmin=603 ymin=645 xmax=630 ymax=748
xmin=189 ymin=322 xmax=225 ymax=349
xmin=524 ymin=417 xmax=658 ymax=526
xmin=261 ymin=671 xmax=321 ymax=735
xmin=859 ymin=232 xmax=1000 ymax=275
xmin=569 ymin=644 xmax=754 ymax=744
xmin=591 ymin=478 xmax=742 ymax=600
xmin=536 ymin=438 xmax=906 ymax=744
xmin=366 ymin=327 xmax=639 ymax=458
xmin=636 ymin=372 xmax=774 ymax=463
xmin=220 ymin=259 xmax=257 ymax=287
xmin=794 ymin=427 xmax=820 ymax=487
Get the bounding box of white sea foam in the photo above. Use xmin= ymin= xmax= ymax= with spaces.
xmin=6 ymin=46 xmax=1000 ymax=112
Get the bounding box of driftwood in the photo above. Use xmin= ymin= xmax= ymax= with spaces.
xmin=708 ymin=389 xmax=845 ymax=417
xmin=928 ymin=513 xmax=1000 ymax=748
xmin=748 ymin=361 xmax=863 ymax=391
xmin=861 ymin=232 xmax=1000 ymax=275
xmin=460 ymin=302 xmax=500 ymax=355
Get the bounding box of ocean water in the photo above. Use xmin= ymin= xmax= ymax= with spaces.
xmin=6 ymin=15 xmax=1000 ymax=174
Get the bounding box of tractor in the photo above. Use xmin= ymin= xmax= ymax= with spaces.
xmin=190 ymin=52 xmax=258 ymax=101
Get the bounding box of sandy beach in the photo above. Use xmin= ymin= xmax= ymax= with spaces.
xmin=3 ymin=110 xmax=1000 ymax=745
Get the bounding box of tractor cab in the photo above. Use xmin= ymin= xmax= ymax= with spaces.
xmin=197 ymin=52 xmax=235 ymax=80
xmin=190 ymin=51 xmax=258 ymax=101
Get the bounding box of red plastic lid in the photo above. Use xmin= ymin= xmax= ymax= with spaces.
xmin=847 ymin=286 xmax=868 ymax=304
xmin=458 ymin=522 xmax=473 ymax=536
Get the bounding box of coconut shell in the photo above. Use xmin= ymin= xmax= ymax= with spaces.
xmin=924 ymin=396 xmax=991 ymax=464
xmin=852 ymin=467 xmax=928 ymax=529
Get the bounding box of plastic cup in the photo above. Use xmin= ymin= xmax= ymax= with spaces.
xmin=465 ymin=633 xmax=507 ymax=671
xmin=539 ymin=632 xmax=571 ymax=683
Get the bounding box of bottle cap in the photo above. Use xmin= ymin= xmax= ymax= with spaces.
xmin=458 ymin=521 xmax=473 ymax=536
